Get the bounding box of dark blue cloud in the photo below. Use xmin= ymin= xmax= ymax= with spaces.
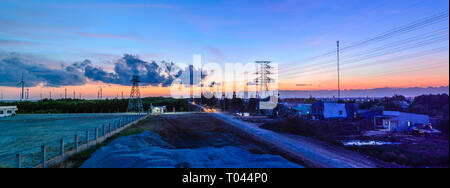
xmin=0 ymin=55 xmax=86 ymax=87
xmin=72 ymin=54 xmax=184 ymax=87
xmin=0 ymin=53 xmax=201 ymax=88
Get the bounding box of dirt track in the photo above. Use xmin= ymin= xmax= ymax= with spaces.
xmin=139 ymin=112 xmax=383 ymax=168
xmin=208 ymin=112 xmax=381 ymax=168
xmin=136 ymin=112 xmax=306 ymax=166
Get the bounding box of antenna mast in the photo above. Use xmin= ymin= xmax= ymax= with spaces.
xmin=337 ymin=41 xmax=341 ymax=101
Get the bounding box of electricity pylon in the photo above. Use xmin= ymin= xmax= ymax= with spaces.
xmin=127 ymin=75 xmax=144 ymax=112
xmin=255 ymin=61 xmax=273 ymax=99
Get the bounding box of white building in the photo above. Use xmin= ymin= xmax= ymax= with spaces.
xmin=0 ymin=106 xmax=18 ymax=117
xmin=151 ymin=106 xmax=166 ymax=114
xmin=323 ymin=103 xmax=347 ymax=119
xmin=379 ymin=111 xmax=429 ymax=132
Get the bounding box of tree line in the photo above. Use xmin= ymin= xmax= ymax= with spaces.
xmin=0 ymin=97 xmax=190 ymax=114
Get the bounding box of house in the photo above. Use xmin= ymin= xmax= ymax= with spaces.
xmin=345 ymin=103 xmax=359 ymax=119
xmin=295 ymin=104 xmax=312 ymax=117
xmin=151 ymin=106 xmax=166 ymax=114
xmin=311 ymin=102 xmax=323 ymax=120
xmin=0 ymin=106 xmax=18 ymax=117
xmin=311 ymin=102 xmax=347 ymax=119
xmin=357 ymin=109 xmax=380 ymax=122
xmin=323 ymin=103 xmax=347 ymax=119
xmin=375 ymin=111 xmax=429 ymax=132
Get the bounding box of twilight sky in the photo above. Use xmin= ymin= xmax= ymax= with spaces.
xmin=0 ymin=0 xmax=448 ymax=99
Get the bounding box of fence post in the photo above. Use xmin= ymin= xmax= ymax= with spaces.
xmin=102 ymin=125 xmax=106 ymax=137
xmin=74 ymin=134 xmax=79 ymax=152
xmin=41 ymin=145 xmax=46 ymax=168
xmin=15 ymin=154 xmax=21 ymax=168
xmin=95 ymin=128 xmax=98 ymax=143
xmin=60 ymin=139 xmax=64 ymax=160
xmin=86 ymin=130 xmax=89 ymax=146
xmin=108 ymin=123 xmax=111 ymax=136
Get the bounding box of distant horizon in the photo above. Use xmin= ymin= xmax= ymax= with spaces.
xmin=280 ymin=85 xmax=449 ymax=98
xmin=1 ymin=0 xmax=448 ymax=100
xmin=1 ymin=85 xmax=448 ymax=101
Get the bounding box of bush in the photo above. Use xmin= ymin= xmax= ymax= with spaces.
xmin=437 ymin=117 xmax=449 ymax=138
xmin=260 ymin=118 xmax=315 ymax=136
xmin=260 ymin=118 xmax=342 ymax=145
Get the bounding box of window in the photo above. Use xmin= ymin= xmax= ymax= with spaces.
xmin=339 ymin=110 xmax=343 ymax=115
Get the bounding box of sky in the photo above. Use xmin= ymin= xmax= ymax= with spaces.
xmin=0 ymin=0 xmax=449 ymax=99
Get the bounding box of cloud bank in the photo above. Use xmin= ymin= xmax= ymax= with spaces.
xmin=0 ymin=53 xmax=199 ymax=88
xmin=70 ymin=54 xmax=183 ymax=87
xmin=0 ymin=55 xmax=86 ymax=87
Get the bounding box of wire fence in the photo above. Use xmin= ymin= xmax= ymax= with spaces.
xmin=0 ymin=112 xmax=148 ymax=168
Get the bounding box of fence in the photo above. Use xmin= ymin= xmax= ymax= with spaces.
xmin=5 ymin=112 xmax=149 ymax=168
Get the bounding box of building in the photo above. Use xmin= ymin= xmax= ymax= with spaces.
xmin=311 ymin=102 xmax=347 ymax=119
xmin=295 ymin=104 xmax=312 ymax=117
xmin=0 ymin=106 xmax=18 ymax=117
xmin=375 ymin=111 xmax=429 ymax=132
xmin=345 ymin=103 xmax=359 ymax=119
xmin=151 ymin=106 xmax=166 ymax=114
xmin=323 ymin=103 xmax=347 ymax=119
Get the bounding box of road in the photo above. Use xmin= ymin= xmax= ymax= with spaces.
xmin=194 ymin=104 xmax=379 ymax=168
xmin=210 ymin=112 xmax=379 ymax=168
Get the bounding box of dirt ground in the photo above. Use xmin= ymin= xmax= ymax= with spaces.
xmin=132 ymin=112 xmax=306 ymax=166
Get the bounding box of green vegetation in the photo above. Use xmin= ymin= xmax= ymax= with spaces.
xmin=349 ymin=141 xmax=449 ymax=168
xmin=410 ymin=94 xmax=449 ymax=117
xmin=259 ymin=118 xmax=359 ymax=145
xmin=0 ymin=97 xmax=189 ymax=114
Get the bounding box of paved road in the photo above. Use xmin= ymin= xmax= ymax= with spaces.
xmin=199 ymin=108 xmax=378 ymax=168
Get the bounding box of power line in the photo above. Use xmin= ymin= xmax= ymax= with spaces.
xmin=280 ymin=27 xmax=449 ymax=76
xmin=280 ymin=33 xmax=449 ymax=79
xmin=278 ymin=10 xmax=449 ymax=75
xmin=282 ymin=45 xmax=448 ymax=79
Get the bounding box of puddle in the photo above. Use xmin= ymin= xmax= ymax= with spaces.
xmin=342 ymin=140 xmax=400 ymax=146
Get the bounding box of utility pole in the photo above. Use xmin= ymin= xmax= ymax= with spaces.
xmin=49 ymin=91 xmax=52 ymax=100
xmin=64 ymin=88 xmax=67 ymax=99
xmin=73 ymin=91 xmax=75 ymax=99
xmin=244 ymin=71 xmax=249 ymax=100
xmin=189 ymin=65 xmax=194 ymax=100
xmin=337 ymin=41 xmax=341 ymax=101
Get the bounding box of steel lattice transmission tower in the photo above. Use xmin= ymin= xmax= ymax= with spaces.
xmin=127 ymin=75 xmax=144 ymax=112
xmin=255 ymin=61 xmax=273 ymax=99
